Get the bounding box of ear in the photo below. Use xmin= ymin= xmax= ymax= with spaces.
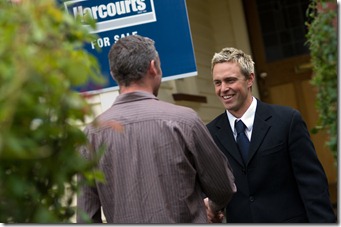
xmin=247 ymin=72 xmax=255 ymax=87
xmin=149 ymin=60 xmax=158 ymax=75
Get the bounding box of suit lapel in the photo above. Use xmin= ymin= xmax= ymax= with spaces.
xmin=214 ymin=114 xmax=245 ymax=167
xmin=247 ymin=100 xmax=272 ymax=164
xmin=212 ymin=100 xmax=273 ymax=167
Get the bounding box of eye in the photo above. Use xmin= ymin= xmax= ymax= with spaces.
xmin=226 ymin=78 xmax=237 ymax=84
xmin=213 ymin=81 xmax=221 ymax=86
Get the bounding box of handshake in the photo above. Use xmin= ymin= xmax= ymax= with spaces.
xmin=204 ymin=197 xmax=225 ymax=223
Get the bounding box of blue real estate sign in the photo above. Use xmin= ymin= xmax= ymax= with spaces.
xmin=62 ymin=0 xmax=197 ymax=93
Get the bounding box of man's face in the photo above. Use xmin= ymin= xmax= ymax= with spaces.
xmin=212 ymin=61 xmax=253 ymax=117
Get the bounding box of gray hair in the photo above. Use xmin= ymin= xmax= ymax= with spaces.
xmin=108 ymin=35 xmax=159 ymax=86
xmin=211 ymin=47 xmax=254 ymax=79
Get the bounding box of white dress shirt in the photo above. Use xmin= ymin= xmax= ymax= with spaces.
xmin=226 ymin=96 xmax=257 ymax=141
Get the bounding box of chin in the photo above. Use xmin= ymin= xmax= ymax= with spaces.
xmin=223 ymin=103 xmax=235 ymax=111
xmin=220 ymin=99 xmax=232 ymax=108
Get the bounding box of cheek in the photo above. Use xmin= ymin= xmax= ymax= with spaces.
xmin=214 ymin=86 xmax=220 ymax=95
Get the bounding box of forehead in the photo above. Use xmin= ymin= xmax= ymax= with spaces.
xmin=212 ymin=62 xmax=241 ymax=78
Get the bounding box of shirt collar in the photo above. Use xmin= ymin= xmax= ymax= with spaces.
xmin=226 ymin=96 xmax=257 ymax=133
xmin=113 ymin=91 xmax=158 ymax=106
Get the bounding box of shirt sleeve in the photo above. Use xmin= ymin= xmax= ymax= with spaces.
xmin=188 ymin=115 xmax=237 ymax=210
xmin=76 ymin=172 xmax=103 ymax=223
xmin=76 ymin=129 xmax=103 ymax=223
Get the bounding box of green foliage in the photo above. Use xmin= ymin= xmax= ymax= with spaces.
xmin=0 ymin=0 xmax=105 ymax=223
xmin=305 ymin=0 xmax=337 ymax=164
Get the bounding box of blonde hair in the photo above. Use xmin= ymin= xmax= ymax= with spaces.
xmin=211 ymin=47 xmax=254 ymax=79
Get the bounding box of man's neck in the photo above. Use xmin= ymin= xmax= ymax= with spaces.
xmin=119 ymin=83 xmax=152 ymax=95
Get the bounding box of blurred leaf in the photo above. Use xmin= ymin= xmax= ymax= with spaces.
xmin=305 ymin=0 xmax=337 ymax=164
xmin=0 ymin=0 xmax=105 ymax=223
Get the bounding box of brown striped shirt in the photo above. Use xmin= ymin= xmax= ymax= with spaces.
xmin=77 ymin=91 xmax=235 ymax=223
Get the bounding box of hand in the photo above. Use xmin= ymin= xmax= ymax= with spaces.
xmin=204 ymin=197 xmax=224 ymax=223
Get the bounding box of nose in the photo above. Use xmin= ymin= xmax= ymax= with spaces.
xmin=221 ymin=82 xmax=229 ymax=92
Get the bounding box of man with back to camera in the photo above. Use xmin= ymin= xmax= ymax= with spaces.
xmin=206 ymin=47 xmax=336 ymax=223
xmin=76 ymin=35 xmax=237 ymax=223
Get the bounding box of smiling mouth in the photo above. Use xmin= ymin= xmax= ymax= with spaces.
xmin=222 ymin=95 xmax=233 ymax=100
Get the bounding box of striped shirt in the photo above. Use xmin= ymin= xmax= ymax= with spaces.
xmin=77 ymin=91 xmax=236 ymax=223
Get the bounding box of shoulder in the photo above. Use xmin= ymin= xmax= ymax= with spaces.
xmin=206 ymin=112 xmax=226 ymax=130
xmin=256 ymin=99 xmax=303 ymax=122
xmin=158 ymin=99 xmax=195 ymax=113
xmin=257 ymin=99 xmax=299 ymax=115
xmin=153 ymin=100 xmax=203 ymax=123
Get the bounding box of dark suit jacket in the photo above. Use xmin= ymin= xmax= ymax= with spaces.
xmin=207 ymin=99 xmax=336 ymax=223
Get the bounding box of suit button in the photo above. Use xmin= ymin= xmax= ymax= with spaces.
xmin=241 ymin=168 xmax=246 ymax=174
xmin=249 ymin=196 xmax=255 ymax=202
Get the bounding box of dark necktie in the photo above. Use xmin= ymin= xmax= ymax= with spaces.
xmin=235 ymin=120 xmax=250 ymax=163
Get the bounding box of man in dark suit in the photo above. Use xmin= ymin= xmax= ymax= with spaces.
xmin=206 ymin=47 xmax=336 ymax=223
